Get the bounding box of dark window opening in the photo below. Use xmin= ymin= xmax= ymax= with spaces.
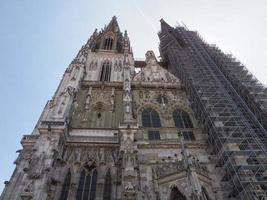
xmin=103 ymin=169 xmax=112 ymax=200
xmin=142 ymin=108 xmax=161 ymax=128
xmin=100 ymin=61 xmax=112 ymax=82
xmin=173 ymin=110 xmax=193 ymax=128
xmin=148 ymin=131 xmax=161 ymax=140
xmin=59 ymin=169 xmax=71 ymax=200
xmin=104 ymin=37 xmax=114 ymax=50
xmin=76 ymin=165 xmax=97 ymax=200
xmin=169 ymin=186 xmax=187 ymax=200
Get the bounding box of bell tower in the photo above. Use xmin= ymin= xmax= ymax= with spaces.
xmin=1 ymin=16 xmax=136 ymax=200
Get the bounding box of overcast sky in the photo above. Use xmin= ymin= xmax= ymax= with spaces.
xmin=0 ymin=0 xmax=267 ymax=193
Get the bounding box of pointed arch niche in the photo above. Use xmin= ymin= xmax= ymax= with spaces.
xmin=103 ymin=169 xmax=112 ymax=200
xmin=169 ymin=186 xmax=187 ymax=200
xmin=100 ymin=60 xmax=112 ymax=82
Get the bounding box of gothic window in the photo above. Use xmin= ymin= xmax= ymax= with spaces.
xmin=103 ymin=169 xmax=112 ymax=200
xmin=76 ymin=165 xmax=98 ymax=200
xmin=148 ymin=131 xmax=161 ymax=140
xmin=173 ymin=109 xmax=193 ymax=128
xmin=100 ymin=61 xmax=112 ymax=81
xmin=182 ymin=131 xmax=195 ymax=141
xmin=104 ymin=37 xmax=113 ymax=50
xmin=59 ymin=169 xmax=71 ymax=200
xmin=169 ymin=187 xmax=187 ymax=200
xmin=142 ymin=108 xmax=161 ymax=128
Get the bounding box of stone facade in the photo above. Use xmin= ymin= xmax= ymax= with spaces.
xmin=1 ymin=17 xmax=226 ymax=200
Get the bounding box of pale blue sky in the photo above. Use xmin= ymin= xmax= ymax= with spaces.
xmin=0 ymin=0 xmax=267 ymax=193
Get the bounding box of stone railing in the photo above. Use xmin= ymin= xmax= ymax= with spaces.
xmin=68 ymin=135 xmax=119 ymax=143
xmin=153 ymin=160 xmax=209 ymax=179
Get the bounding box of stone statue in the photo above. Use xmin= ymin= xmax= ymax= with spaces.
xmin=71 ymin=66 xmax=79 ymax=80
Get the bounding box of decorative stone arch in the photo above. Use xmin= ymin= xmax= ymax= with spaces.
xmin=167 ymin=184 xmax=189 ymax=200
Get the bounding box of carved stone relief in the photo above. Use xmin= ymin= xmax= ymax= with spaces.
xmin=63 ymin=147 xmax=118 ymax=167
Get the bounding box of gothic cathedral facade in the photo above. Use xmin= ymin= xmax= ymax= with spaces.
xmin=1 ymin=17 xmax=266 ymax=200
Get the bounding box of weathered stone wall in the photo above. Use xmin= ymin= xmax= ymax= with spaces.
xmin=70 ymin=85 xmax=123 ymax=129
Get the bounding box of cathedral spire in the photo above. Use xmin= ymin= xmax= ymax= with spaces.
xmin=105 ymin=16 xmax=120 ymax=33
xmin=160 ymin=18 xmax=172 ymax=30
xmin=88 ymin=16 xmax=124 ymax=52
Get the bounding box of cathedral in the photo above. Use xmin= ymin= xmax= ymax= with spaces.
xmin=1 ymin=16 xmax=267 ymax=200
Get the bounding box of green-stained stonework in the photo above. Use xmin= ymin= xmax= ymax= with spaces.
xmin=70 ymin=86 xmax=123 ymax=129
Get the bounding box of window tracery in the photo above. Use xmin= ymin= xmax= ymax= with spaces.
xmin=100 ymin=61 xmax=112 ymax=81
xmin=142 ymin=108 xmax=161 ymax=128
xmin=104 ymin=37 xmax=113 ymax=50
xmin=76 ymin=164 xmax=97 ymax=200
xmin=173 ymin=109 xmax=193 ymax=128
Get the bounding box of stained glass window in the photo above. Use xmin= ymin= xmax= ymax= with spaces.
xmin=142 ymin=108 xmax=161 ymax=128
xmin=76 ymin=166 xmax=98 ymax=200
xmin=173 ymin=110 xmax=193 ymax=128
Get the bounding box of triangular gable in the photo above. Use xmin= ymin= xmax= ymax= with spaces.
xmin=133 ymin=61 xmax=180 ymax=83
xmin=105 ymin=16 xmax=120 ymax=33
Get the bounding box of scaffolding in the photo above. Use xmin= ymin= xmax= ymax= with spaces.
xmin=200 ymin=41 xmax=267 ymax=131
xmin=159 ymin=20 xmax=267 ymax=199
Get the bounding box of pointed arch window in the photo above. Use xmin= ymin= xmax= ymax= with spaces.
xmin=142 ymin=108 xmax=161 ymax=128
xmin=104 ymin=37 xmax=114 ymax=50
xmin=103 ymin=169 xmax=112 ymax=200
xmin=59 ymin=169 xmax=71 ymax=200
xmin=169 ymin=187 xmax=187 ymax=200
xmin=173 ymin=109 xmax=193 ymax=128
xmin=76 ymin=165 xmax=98 ymax=200
xmin=100 ymin=61 xmax=112 ymax=82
